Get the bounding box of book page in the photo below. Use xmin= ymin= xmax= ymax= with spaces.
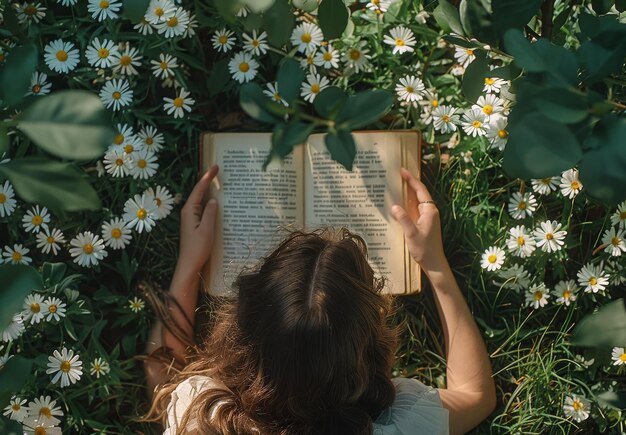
xmin=204 ymin=133 xmax=304 ymax=295
xmin=304 ymin=132 xmax=409 ymax=293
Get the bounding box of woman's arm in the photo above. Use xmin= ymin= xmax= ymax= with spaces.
xmin=391 ymin=168 xmax=496 ymax=435
xmin=144 ymin=165 xmax=220 ymax=396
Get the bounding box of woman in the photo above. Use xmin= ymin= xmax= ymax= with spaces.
xmin=144 ymin=165 xmax=496 ymax=434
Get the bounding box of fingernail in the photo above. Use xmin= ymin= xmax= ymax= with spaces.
xmin=208 ymin=198 xmax=217 ymax=205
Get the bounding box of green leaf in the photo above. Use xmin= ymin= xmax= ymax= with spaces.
xmin=462 ymin=51 xmax=489 ymax=102
xmin=433 ymin=0 xmax=465 ymax=36
xmin=592 ymin=0 xmax=615 ymax=14
xmin=42 ymin=262 xmax=67 ymax=285
xmin=571 ymin=299 xmax=626 ymax=347
xmin=207 ymin=58 xmax=231 ymax=98
xmin=0 ymin=356 xmax=34 ymax=408
xmin=318 ymin=0 xmax=349 ymax=40
xmin=17 ymin=90 xmax=114 ymax=160
xmin=292 ymin=0 xmax=320 ymax=12
xmin=263 ymin=0 xmax=295 ymax=46
xmin=579 ymin=40 xmax=626 ymax=84
xmin=0 ymin=416 xmax=22 ymax=435
xmin=314 ymin=86 xmax=348 ymax=119
xmin=596 ymin=391 xmax=626 ymax=410
xmin=0 ymin=265 xmax=43 ymax=330
xmin=242 ymin=0 xmax=274 ymax=13
xmin=325 ymin=129 xmax=356 ymax=171
xmin=504 ymin=29 xmax=545 ymax=71
xmin=532 ymin=87 xmax=589 ymax=123
xmin=239 ymin=83 xmax=283 ymax=124
xmin=0 ymin=157 xmax=102 ymax=212
xmin=617 ymin=0 xmax=626 ymax=12
xmin=0 ymin=127 xmax=8 ymax=157
xmin=492 ymin=0 xmax=542 ymax=36
xmin=213 ymin=0 xmax=239 ymax=21
xmin=122 ymin=0 xmax=150 ymax=22
xmin=269 ymin=121 xmax=315 ymax=163
xmin=459 ymin=0 xmax=496 ymax=44
xmin=276 ymin=58 xmax=305 ymax=104
xmin=0 ymin=42 xmax=38 ymax=108
xmin=503 ymin=112 xmax=582 ymax=179
xmin=337 ymin=90 xmax=393 ymax=130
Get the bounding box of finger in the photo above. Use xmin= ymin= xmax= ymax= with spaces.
xmin=186 ymin=165 xmax=219 ymax=207
xmin=200 ymin=198 xmax=218 ymax=230
xmin=400 ymin=167 xmax=433 ymax=204
xmin=391 ymin=204 xmax=417 ymax=239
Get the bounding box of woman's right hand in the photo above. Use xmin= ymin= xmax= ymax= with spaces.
xmin=391 ymin=168 xmax=446 ymax=272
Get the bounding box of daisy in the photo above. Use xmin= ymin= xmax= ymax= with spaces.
xmin=123 ymin=193 xmax=159 ymax=233
xmin=69 ymin=231 xmax=108 ymax=267
xmin=183 ymin=13 xmax=198 ymax=38
xmin=3 ymin=396 xmax=28 ymax=422
xmin=90 ymin=357 xmax=111 ymax=378
xmin=611 ymin=200 xmax=626 ymax=229
xmin=343 ymin=40 xmax=371 ymax=73
xmin=290 ymin=22 xmax=324 ymax=53
xmin=56 ymin=0 xmax=78 ymax=5
xmin=46 ymin=347 xmax=83 ymax=387
xmin=485 ymin=115 xmax=508 ymax=150
xmin=111 ymin=44 xmax=142 ymax=76
xmin=563 ymin=395 xmax=590 ymax=423
xmin=480 ymin=246 xmax=505 ymax=271
xmin=1 ymin=243 xmax=31 ymax=266
xmin=473 ymin=93 xmax=505 ymax=119
xmin=577 ymin=263 xmax=609 ymax=294
xmin=145 ymin=186 xmax=174 ymax=219
xmin=117 ymin=134 xmax=143 ymax=155
xmin=366 ymin=0 xmax=392 ymax=13
xmin=0 ymin=180 xmax=17 ymax=217
xmin=26 ymin=395 xmax=63 ymax=426
xmin=156 ymin=6 xmax=189 ymax=38
xmin=508 ymin=191 xmax=537 ymax=220
xmin=111 ymin=123 xmax=134 ymax=148
xmin=483 ymin=76 xmax=506 ymax=93
xmin=612 ymin=347 xmax=626 ymax=365
xmin=212 ymin=28 xmax=236 ymax=53
xmin=453 ymin=46 xmax=476 ymax=68
xmin=560 ymin=168 xmax=583 ymax=199
xmin=602 ymin=227 xmax=626 ymax=257
xmin=243 ymin=30 xmax=269 ymax=56
xmin=300 ymin=51 xmax=317 ymax=73
xmin=525 ymin=284 xmax=550 ymax=309
xmin=531 ymin=177 xmax=559 ymax=195
xmin=134 ymin=17 xmax=155 ymax=35
xmin=129 ymin=296 xmax=145 ymax=313
xmin=103 ymin=149 xmax=133 ymax=177
xmin=1 ymin=313 xmax=25 ymax=341
xmin=383 ymin=26 xmax=416 ymax=55
xmin=145 ymin=0 xmax=176 ymax=24
xmin=22 ymin=205 xmax=50 ymax=233
xmin=44 ymin=39 xmax=80 ymax=74
xmin=131 ymin=149 xmax=158 ymax=179
xmin=87 ymin=0 xmax=121 ymax=21
xmin=22 ymin=417 xmax=62 ymax=435
xmin=494 ymin=264 xmax=530 ymax=291
xmin=150 ymin=53 xmax=178 ymax=79
xmin=553 ymin=280 xmax=577 ymax=306
xmin=101 ymin=217 xmax=132 ymax=250
xmin=432 ymin=105 xmax=459 ymax=134
xmin=228 ymin=51 xmax=259 ymax=84
xmin=301 ymin=73 xmax=329 ymax=103
xmin=137 ymin=125 xmax=165 ymax=152
xmin=395 ymin=75 xmax=425 ymax=103
xmin=36 ymin=228 xmax=65 ymax=255
xmin=15 ymin=2 xmax=46 ymax=25
xmin=533 ymin=220 xmax=567 ymax=253
xmin=85 ymin=37 xmax=118 ymax=68
xmin=263 ymin=82 xmax=289 ymax=107
xmin=22 ymin=293 xmax=45 ymax=324
xmin=163 ymin=88 xmax=195 ymax=118
xmin=25 ymin=71 xmax=52 ymax=96
xmin=99 ymin=79 xmax=133 ymax=111
xmin=461 ymin=108 xmax=487 ymax=137
xmin=314 ymin=44 xmax=340 ymax=69
xmin=506 ymin=225 xmax=536 ymax=258
xmin=236 ymin=5 xmax=249 ymax=17
xmin=42 ymin=297 xmax=66 ymax=322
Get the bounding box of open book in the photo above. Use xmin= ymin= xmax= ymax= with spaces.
xmin=200 ymin=131 xmax=421 ymax=296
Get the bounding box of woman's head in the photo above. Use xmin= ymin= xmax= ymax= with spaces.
xmin=153 ymin=228 xmax=398 ymax=434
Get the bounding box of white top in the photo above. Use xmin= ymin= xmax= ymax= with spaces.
xmin=164 ymin=375 xmax=449 ymax=435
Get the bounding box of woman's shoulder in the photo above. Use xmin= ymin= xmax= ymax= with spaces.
xmin=372 ymin=377 xmax=449 ymax=435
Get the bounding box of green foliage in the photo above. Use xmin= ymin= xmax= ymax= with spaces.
xmin=462 ymin=50 xmax=489 ymax=102
xmin=0 ymin=42 xmax=38 ymax=108
xmin=0 ymin=265 xmax=43 ymax=329
xmin=239 ymin=83 xmax=285 ymax=123
xmin=318 ymin=0 xmax=349 ymax=40
xmin=122 ymin=0 xmax=151 ymax=22
xmin=571 ymin=299 xmax=626 ymax=347
xmin=276 ymin=58 xmax=305 ymax=105
xmin=0 ymin=356 xmax=34 ymax=408
xmin=263 ymin=0 xmax=295 ymax=46
xmin=433 ymin=0 xmax=465 ymax=36
xmin=492 ymin=0 xmax=543 ymax=36
xmin=325 ymin=128 xmax=356 ymax=170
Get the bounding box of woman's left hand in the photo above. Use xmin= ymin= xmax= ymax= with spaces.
xmin=178 ymin=165 xmax=219 ymax=272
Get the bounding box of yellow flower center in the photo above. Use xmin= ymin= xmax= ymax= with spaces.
xmin=431 ymin=99 xmax=439 ymax=108
xmin=112 ymin=91 xmax=121 ymax=100
xmin=136 ymin=208 xmax=147 ymax=220
xmin=498 ymin=129 xmax=508 ymax=138
xmin=40 ymin=407 xmax=52 ymax=418
xmin=24 ymin=5 xmax=37 ymax=15
xmin=589 ymin=277 xmax=597 ymax=286
xmin=98 ymin=48 xmax=109 ymax=58
xmin=31 ymin=303 xmax=40 ymax=313
xmin=620 ymin=353 xmax=626 ymax=362
xmin=517 ymin=236 xmax=525 ymax=246
xmin=111 ymin=228 xmax=122 ymax=239
xmin=124 ymin=144 xmax=134 ymax=153
xmin=301 ymin=33 xmax=312 ymax=43
xmin=405 ymin=86 xmax=414 ymax=94
xmin=34 ymin=427 xmax=46 ymax=435
xmin=12 ymin=404 xmax=20 ymax=411
xmin=56 ymin=50 xmax=68 ymax=62
xmin=155 ymin=7 xmax=163 ymax=16
xmin=307 ymin=55 xmax=314 ymax=65
xmin=32 ymin=84 xmax=41 ymax=93
xmin=160 ymin=61 xmax=168 ymax=70
xmin=99 ymin=0 xmax=109 ymax=9
xmin=485 ymin=77 xmax=495 ymax=85
xmin=466 ymin=49 xmax=474 ymax=56
xmin=570 ymin=180 xmax=581 ymax=190
xmin=611 ymin=236 xmax=621 ymax=246
xmin=155 ymin=198 xmax=162 ymax=206
xmin=572 ymin=400 xmax=583 ymax=411
xmin=483 ymin=104 xmax=493 ymax=115
xmin=562 ymin=290 xmax=571 ymax=299
xmin=274 ymin=93 xmax=282 ymax=101
xmin=218 ymin=35 xmax=228 ymax=44
xmin=395 ymin=38 xmax=405 ymax=46
xmin=252 ymin=40 xmax=260 ymax=47
xmin=534 ymin=291 xmax=543 ymax=301
xmin=323 ymin=51 xmax=333 ymax=61
xmin=32 ymin=215 xmax=43 ymax=225
xmin=120 ymin=55 xmax=132 ymax=66
xmin=472 ymin=120 xmax=482 ymax=128
xmin=12 ymin=251 xmax=22 ymax=262
xmin=620 ymin=211 xmax=626 ymax=220
xmin=173 ymin=97 xmax=184 ymax=107
xmin=442 ymin=115 xmax=450 ymax=122
xmin=115 ymin=158 xmax=124 ymax=166
xmin=541 ymin=177 xmax=552 ymax=184
xmin=146 ymin=137 xmax=154 ymax=145
xmin=137 ymin=159 xmax=147 ymax=169
xmin=373 ymin=0 xmax=380 ymax=4
xmin=311 ymin=83 xmax=321 ymax=94
xmin=239 ymin=62 xmax=250 ymax=72
xmin=114 ymin=134 xmax=124 ymax=144
xmin=350 ymin=50 xmax=361 ymax=60
xmin=487 ymin=254 xmax=497 ymax=263
xmin=49 ymin=305 xmax=57 ymax=313
xmin=518 ymin=201 xmax=527 ymax=210
xmin=0 ymin=193 xmax=5 ymax=203
xmin=60 ymin=360 xmax=71 ymax=372
xmin=83 ymin=244 xmax=94 ymax=254
xmin=167 ymin=16 xmax=178 ymax=27
xmin=47 ymin=236 xmax=55 ymax=244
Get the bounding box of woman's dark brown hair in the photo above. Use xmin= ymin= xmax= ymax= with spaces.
xmin=148 ymin=228 xmax=399 ymax=434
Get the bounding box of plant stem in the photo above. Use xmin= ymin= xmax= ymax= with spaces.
xmin=541 ymin=0 xmax=555 ymax=39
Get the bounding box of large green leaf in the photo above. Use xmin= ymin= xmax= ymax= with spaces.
xmin=579 ymin=40 xmax=626 ymax=84
xmin=0 ymin=417 xmax=22 ymax=435
xmin=0 ymin=265 xmax=43 ymax=330
xmin=242 ymin=0 xmax=275 ymax=13
xmin=0 ymin=356 xmax=34 ymax=409
xmin=263 ymin=0 xmax=295 ymax=46
xmin=492 ymin=0 xmax=542 ymax=36
xmin=459 ymin=0 xmax=496 ymax=44
xmin=502 ymin=112 xmax=582 ymax=179
xmin=17 ymin=90 xmax=114 ymax=160
xmin=503 ymin=29 xmax=545 ymax=72
xmin=276 ymin=58 xmax=305 ymax=105
xmin=571 ymin=299 xmax=626 ymax=347
xmin=314 ymin=86 xmax=348 ymax=120
xmin=318 ymin=0 xmax=349 ymax=40
xmin=239 ymin=83 xmax=285 ymax=124
xmin=0 ymin=42 xmax=38 ymax=108
xmin=433 ymin=0 xmax=465 ymax=36
xmin=269 ymin=121 xmax=315 ymax=164
xmin=532 ymin=87 xmax=589 ymax=124
xmin=462 ymin=51 xmax=489 ymax=103
xmin=122 ymin=0 xmax=150 ymax=22
xmin=337 ymin=90 xmax=394 ymax=130
xmin=325 ymin=128 xmax=356 ymax=171
xmin=0 ymin=157 xmax=102 ymax=211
